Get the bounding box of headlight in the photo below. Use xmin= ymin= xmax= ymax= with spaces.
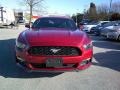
xmin=16 ymin=40 xmax=26 ymax=49
xmin=83 ymin=42 xmax=93 ymax=50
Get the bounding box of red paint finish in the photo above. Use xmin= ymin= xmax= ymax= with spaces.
xmin=15 ymin=17 xmax=93 ymax=72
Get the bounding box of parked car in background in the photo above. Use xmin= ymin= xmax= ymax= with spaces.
xmin=82 ymin=21 xmax=98 ymax=33
xmin=94 ymin=21 xmax=118 ymax=36
xmin=15 ymin=16 xmax=93 ymax=72
xmin=101 ymin=21 xmax=120 ymax=37
xmin=90 ymin=21 xmax=109 ymax=34
xmin=82 ymin=21 xmax=110 ymax=33
xmin=107 ymin=26 xmax=120 ymax=40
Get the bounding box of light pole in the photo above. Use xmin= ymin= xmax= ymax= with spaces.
xmin=0 ymin=7 xmax=6 ymax=22
xmin=76 ymin=13 xmax=77 ymax=26
xmin=109 ymin=0 xmax=112 ymax=20
xmin=109 ymin=0 xmax=112 ymax=12
xmin=0 ymin=7 xmax=4 ymax=21
xmin=76 ymin=9 xmax=79 ymax=26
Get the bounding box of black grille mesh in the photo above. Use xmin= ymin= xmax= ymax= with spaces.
xmin=28 ymin=46 xmax=82 ymax=56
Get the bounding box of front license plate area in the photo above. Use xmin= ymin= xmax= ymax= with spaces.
xmin=46 ymin=58 xmax=63 ymax=67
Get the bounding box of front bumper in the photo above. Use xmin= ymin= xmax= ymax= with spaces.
xmin=16 ymin=61 xmax=92 ymax=72
xmin=15 ymin=40 xmax=93 ymax=72
xmin=16 ymin=48 xmax=93 ymax=72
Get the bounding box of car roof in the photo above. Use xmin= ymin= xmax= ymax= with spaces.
xmin=99 ymin=21 xmax=110 ymax=23
xmin=39 ymin=15 xmax=71 ymax=20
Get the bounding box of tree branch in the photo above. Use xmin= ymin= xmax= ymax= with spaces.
xmin=32 ymin=0 xmax=44 ymax=6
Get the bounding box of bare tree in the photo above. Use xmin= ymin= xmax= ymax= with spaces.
xmin=21 ymin=0 xmax=44 ymax=26
xmin=97 ymin=4 xmax=109 ymax=14
xmin=84 ymin=1 xmax=120 ymax=21
xmin=97 ymin=4 xmax=109 ymax=20
xmin=111 ymin=2 xmax=120 ymax=13
xmin=96 ymin=1 xmax=120 ymax=20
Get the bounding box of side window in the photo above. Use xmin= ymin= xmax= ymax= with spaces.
xmin=58 ymin=21 xmax=67 ymax=28
xmin=67 ymin=20 xmax=77 ymax=30
xmin=32 ymin=19 xmax=41 ymax=28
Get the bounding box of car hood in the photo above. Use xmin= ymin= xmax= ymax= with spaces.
xmin=84 ymin=25 xmax=97 ymax=28
xmin=23 ymin=28 xmax=86 ymax=44
xmin=83 ymin=25 xmax=97 ymax=30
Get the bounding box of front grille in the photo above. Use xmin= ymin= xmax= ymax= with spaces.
xmin=28 ymin=46 xmax=82 ymax=56
xmin=31 ymin=63 xmax=46 ymax=68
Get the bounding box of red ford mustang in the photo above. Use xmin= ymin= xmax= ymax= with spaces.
xmin=15 ymin=16 xmax=93 ymax=72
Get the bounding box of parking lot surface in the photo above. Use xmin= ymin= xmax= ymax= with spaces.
xmin=0 ymin=28 xmax=120 ymax=90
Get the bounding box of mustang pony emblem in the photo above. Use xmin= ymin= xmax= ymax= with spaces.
xmin=50 ymin=49 xmax=61 ymax=53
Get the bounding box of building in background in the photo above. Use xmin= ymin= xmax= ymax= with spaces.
xmin=23 ymin=10 xmax=41 ymax=23
xmin=14 ymin=9 xmax=25 ymax=24
xmin=14 ymin=9 xmax=41 ymax=24
xmin=0 ymin=6 xmax=15 ymax=26
xmin=0 ymin=7 xmax=70 ymax=26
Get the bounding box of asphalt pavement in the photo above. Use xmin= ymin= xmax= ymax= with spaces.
xmin=0 ymin=27 xmax=120 ymax=90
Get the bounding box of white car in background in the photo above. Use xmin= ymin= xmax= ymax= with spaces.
xmin=83 ymin=22 xmax=98 ymax=33
xmin=100 ymin=25 xmax=115 ymax=37
xmin=101 ymin=21 xmax=120 ymax=37
xmin=107 ymin=26 xmax=120 ymax=40
xmin=83 ymin=21 xmax=109 ymax=33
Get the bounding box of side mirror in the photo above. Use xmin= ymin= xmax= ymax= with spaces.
xmin=25 ymin=24 xmax=30 ymax=28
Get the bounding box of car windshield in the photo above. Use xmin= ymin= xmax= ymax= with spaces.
xmin=101 ymin=22 xmax=109 ymax=26
xmin=87 ymin=21 xmax=99 ymax=25
xmin=32 ymin=17 xmax=77 ymax=30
